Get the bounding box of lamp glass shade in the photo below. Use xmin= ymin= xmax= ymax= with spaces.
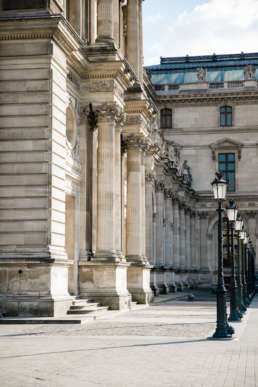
xmin=226 ymin=200 xmax=238 ymax=222
xmin=235 ymin=219 xmax=242 ymax=231
xmin=239 ymin=231 xmax=245 ymax=240
xmin=211 ymin=173 xmax=227 ymax=200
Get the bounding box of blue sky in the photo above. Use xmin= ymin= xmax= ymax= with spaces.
xmin=143 ymin=0 xmax=258 ymax=65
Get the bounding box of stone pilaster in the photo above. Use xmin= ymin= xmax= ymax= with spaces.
xmin=164 ymin=189 xmax=175 ymax=291
xmin=96 ymin=0 xmax=114 ymax=43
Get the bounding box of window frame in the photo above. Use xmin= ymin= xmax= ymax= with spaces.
xmin=160 ymin=108 xmax=172 ymax=129
xmin=218 ymin=152 xmax=236 ymax=192
xmin=220 ymin=105 xmax=232 ymax=127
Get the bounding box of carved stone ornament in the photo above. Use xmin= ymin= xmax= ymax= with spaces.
xmin=89 ymin=80 xmax=114 ymax=93
xmin=123 ymin=134 xmax=148 ymax=151
xmin=126 ymin=115 xmax=142 ymax=126
xmin=155 ymin=180 xmax=165 ymax=192
xmin=80 ymin=104 xmax=98 ymax=130
xmin=96 ymin=102 xmax=123 ymax=122
xmin=244 ymin=64 xmax=256 ymax=81
xmin=196 ymin=67 xmax=207 ymax=82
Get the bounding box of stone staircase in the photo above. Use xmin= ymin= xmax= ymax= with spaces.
xmin=67 ymin=299 xmax=109 ymax=316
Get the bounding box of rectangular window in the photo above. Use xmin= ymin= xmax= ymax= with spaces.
xmin=220 ymin=106 xmax=232 ymax=127
xmin=218 ymin=153 xmax=235 ymax=192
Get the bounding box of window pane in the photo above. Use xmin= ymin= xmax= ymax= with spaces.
xmin=228 ymin=163 xmax=235 ymax=171
xmin=227 ymin=154 xmax=235 ymax=161
xmin=228 ymin=173 xmax=235 ymax=192
xmin=218 ymin=154 xmax=226 ymax=161
xmin=220 ymin=113 xmax=225 ymax=126
xmin=226 ymin=113 xmax=232 ymax=126
xmin=226 ymin=106 xmax=232 ymax=113
xmin=220 ymin=107 xmax=226 ymax=113
xmin=219 ymin=163 xmax=226 ymax=171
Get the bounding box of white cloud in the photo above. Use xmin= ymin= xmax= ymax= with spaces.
xmin=143 ymin=0 xmax=258 ymax=65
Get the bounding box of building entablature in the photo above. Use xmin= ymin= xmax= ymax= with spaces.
xmin=155 ymin=90 xmax=258 ymax=106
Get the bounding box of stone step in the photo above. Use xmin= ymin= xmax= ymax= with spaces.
xmin=70 ymin=303 xmax=100 ymax=310
xmin=71 ymin=299 xmax=96 ymax=306
xmin=67 ymin=306 xmax=108 ymax=315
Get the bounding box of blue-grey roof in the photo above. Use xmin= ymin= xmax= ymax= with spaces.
xmin=145 ymin=52 xmax=258 ymax=85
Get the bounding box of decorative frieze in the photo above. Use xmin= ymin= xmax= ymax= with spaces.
xmin=88 ymin=80 xmax=114 ymax=92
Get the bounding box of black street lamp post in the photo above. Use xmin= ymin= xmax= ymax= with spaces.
xmin=235 ymin=215 xmax=246 ymax=314
xmin=211 ymin=173 xmax=233 ymax=339
xmin=226 ymin=200 xmax=242 ymax=322
xmin=243 ymin=233 xmax=249 ymax=306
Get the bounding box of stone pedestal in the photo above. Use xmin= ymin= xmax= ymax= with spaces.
xmin=0 ymin=260 xmax=72 ymax=317
xmin=127 ymin=264 xmax=153 ymax=304
xmin=79 ymin=262 xmax=131 ymax=310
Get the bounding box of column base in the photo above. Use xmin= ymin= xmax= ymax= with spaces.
xmin=127 ymin=263 xmax=153 ymax=304
xmin=79 ymin=262 xmax=131 ymax=310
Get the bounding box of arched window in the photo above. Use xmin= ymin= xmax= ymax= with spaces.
xmin=220 ymin=106 xmax=232 ymax=127
xmin=160 ymin=108 xmax=172 ymax=129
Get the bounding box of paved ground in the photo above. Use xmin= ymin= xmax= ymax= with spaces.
xmin=0 ymin=292 xmax=257 ymax=387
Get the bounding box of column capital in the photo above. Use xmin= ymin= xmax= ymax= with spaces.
xmin=123 ymin=134 xmax=149 ymax=151
xmin=145 ymin=172 xmax=155 ymax=183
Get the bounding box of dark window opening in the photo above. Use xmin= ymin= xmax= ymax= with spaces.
xmin=218 ymin=153 xmax=235 ymax=192
xmin=160 ymin=108 xmax=172 ymax=129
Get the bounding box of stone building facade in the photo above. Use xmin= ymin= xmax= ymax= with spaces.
xmin=1 ymin=2 xmax=256 ymax=317
xmin=0 ymin=0 xmax=202 ymax=316
xmin=146 ymin=53 xmax=258 ymax=286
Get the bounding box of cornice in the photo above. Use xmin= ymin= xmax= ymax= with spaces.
xmin=157 ymin=90 xmax=258 ymax=105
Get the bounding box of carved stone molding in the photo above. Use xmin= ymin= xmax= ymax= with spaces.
xmin=209 ymin=138 xmax=243 ymax=161
xmin=125 ymin=115 xmax=142 ymax=126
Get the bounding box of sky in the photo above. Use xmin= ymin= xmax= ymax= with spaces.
xmin=143 ymin=0 xmax=258 ymax=65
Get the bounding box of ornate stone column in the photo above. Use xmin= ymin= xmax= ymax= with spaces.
xmin=199 ymin=212 xmax=210 ymax=286
xmin=179 ymin=202 xmax=186 ymax=271
xmin=145 ymin=170 xmax=158 ymax=294
xmin=172 ymin=195 xmax=180 ymax=270
xmin=164 ymin=189 xmax=175 ymax=291
xmin=80 ymin=103 xmax=131 ymax=310
xmin=195 ymin=212 xmax=201 ymax=271
xmin=185 ymin=208 xmax=191 ymax=271
xmin=125 ymin=135 xmax=153 ymax=303
xmin=96 ymin=0 xmax=114 ymax=43
xmin=155 ymin=180 xmax=168 ymax=293
xmin=190 ymin=211 xmax=197 ymax=270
